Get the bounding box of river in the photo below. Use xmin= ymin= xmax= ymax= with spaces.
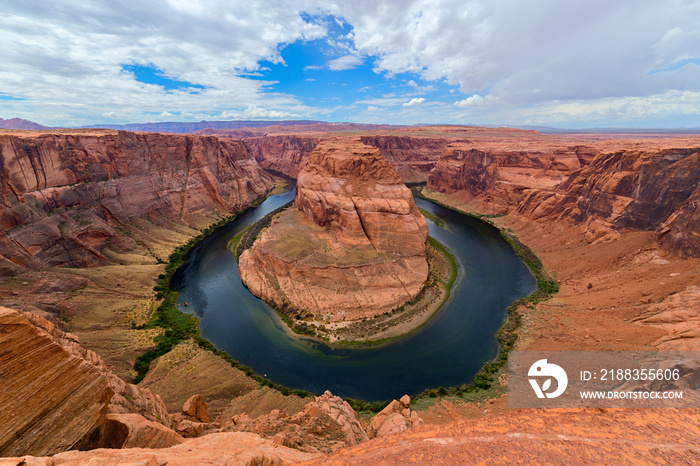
xmin=171 ymin=184 xmax=536 ymax=401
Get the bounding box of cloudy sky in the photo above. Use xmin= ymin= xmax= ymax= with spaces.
xmin=2 ymin=0 xmax=699 ymax=128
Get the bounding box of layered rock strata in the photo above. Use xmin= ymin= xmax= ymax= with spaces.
xmin=238 ymin=138 xmax=428 ymax=320
xmin=0 ymin=306 xmax=178 ymax=456
xmin=427 ymin=142 xmax=700 ymax=257
xmin=360 ymin=135 xmax=447 ymax=183
xmin=0 ymin=307 xmax=113 ymax=456
xmin=516 ymin=147 xmax=700 ymax=254
xmin=246 ymin=134 xmax=447 ymax=183
xmin=426 ymin=142 xmax=588 ymax=214
xmin=246 ymin=135 xmax=318 ymax=177
xmin=7 ymin=432 xmax=317 ymax=465
xmin=0 ymin=131 xmax=275 ymax=271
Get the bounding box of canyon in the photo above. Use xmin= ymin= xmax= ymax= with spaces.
xmin=2 ymin=124 xmax=700 ymax=464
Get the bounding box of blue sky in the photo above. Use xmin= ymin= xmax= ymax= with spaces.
xmin=1 ymin=1 xmax=700 ymax=128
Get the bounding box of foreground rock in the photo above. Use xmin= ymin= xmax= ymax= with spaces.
xmin=369 ymin=395 xmax=423 ymax=437
xmin=239 ymin=138 xmax=429 ymax=320
xmin=19 ymin=308 xmax=173 ymax=429
xmin=225 ymin=390 xmax=369 ymax=454
xmin=91 ymin=414 xmax=184 ymax=449
xmin=302 ymin=408 xmax=700 ymax=465
xmin=0 ymin=307 xmax=113 ymax=456
xmin=173 ymin=394 xmax=211 ymax=437
xmin=9 ymin=432 xmax=317 ymax=465
xmin=0 ymin=306 xmax=177 ymax=456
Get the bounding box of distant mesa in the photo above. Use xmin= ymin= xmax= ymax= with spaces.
xmin=0 ymin=117 xmax=49 ymax=130
xmin=238 ymin=138 xmax=429 ymax=322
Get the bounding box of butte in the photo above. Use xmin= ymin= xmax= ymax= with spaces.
xmin=238 ymin=138 xmax=429 ymax=323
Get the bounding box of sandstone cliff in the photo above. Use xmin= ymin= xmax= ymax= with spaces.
xmin=0 ymin=307 xmax=113 ymax=456
xmin=0 ymin=131 xmax=275 ymax=271
xmin=245 ymin=134 xmax=446 ymax=183
xmin=426 ymin=141 xmax=700 ymax=257
xmin=426 ymin=142 xmax=588 ymax=214
xmin=359 ymin=135 xmax=446 ymax=183
xmin=246 ymin=135 xmax=319 ymax=178
xmin=0 ymin=306 xmax=178 ymax=456
xmin=516 ymin=147 xmax=700 ymax=255
xmin=238 ymin=138 xmax=429 ymax=320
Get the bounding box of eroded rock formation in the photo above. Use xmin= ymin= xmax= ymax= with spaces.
xmin=426 ymin=142 xmax=588 ymax=214
xmin=0 ymin=307 xmax=113 ymax=457
xmin=369 ymin=395 xmax=423 ymax=438
xmin=0 ymin=130 xmax=275 ymax=271
xmin=0 ymin=306 xmax=180 ymax=456
xmin=246 ymin=135 xmax=318 ymax=177
xmin=7 ymin=431 xmax=318 ymax=465
xmin=426 ymin=141 xmax=700 ymax=256
xmin=360 ymin=135 xmax=446 ymax=183
xmin=238 ymin=138 xmax=428 ymax=320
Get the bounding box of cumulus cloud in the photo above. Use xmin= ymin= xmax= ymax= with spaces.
xmin=403 ymin=97 xmax=425 ymax=107
xmin=454 ymin=95 xmax=484 ymax=107
xmin=243 ymin=104 xmax=298 ymax=119
xmin=338 ymin=0 xmax=700 ymax=107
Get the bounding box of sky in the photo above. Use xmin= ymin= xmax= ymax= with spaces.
xmin=1 ymin=0 xmax=700 ymax=128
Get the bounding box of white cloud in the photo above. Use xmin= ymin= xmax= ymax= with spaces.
xmin=243 ymin=104 xmax=298 ymax=119
xmin=519 ymin=90 xmax=700 ymax=124
xmin=403 ymin=97 xmax=425 ymax=107
xmin=337 ymin=0 xmax=700 ymax=109
xmin=2 ymin=1 xmax=700 ymax=127
xmin=454 ymin=95 xmax=484 ymax=107
xmin=327 ymin=54 xmax=363 ymax=70
xmin=0 ymin=1 xmax=328 ymax=125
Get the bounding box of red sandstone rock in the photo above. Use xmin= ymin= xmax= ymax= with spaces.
xmin=359 ymin=135 xmax=446 ymax=183
xmin=375 ymin=413 xmax=407 ymax=437
xmin=182 ymin=394 xmax=210 ymax=423
xmin=300 ymin=408 xmax=700 ymax=465
xmin=9 ymin=431 xmax=318 ymax=465
xmin=239 ymin=138 xmax=428 ymax=319
xmin=0 ymin=131 xmax=275 ymax=269
xmin=175 ymin=419 xmax=206 ymax=438
xmin=246 ymin=135 xmax=318 ymax=177
xmin=23 ymin=309 xmax=173 ymax=428
xmin=0 ymin=307 xmax=113 ymax=457
xmin=369 ymin=395 xmax=423 ymax=438
xmin=97 ymin=413 xmax=184 ymax=449
xmin=303 ymin=391 xmax=369 ymax=446
xmin=426 ymin=140 xmax=700 ymax=257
